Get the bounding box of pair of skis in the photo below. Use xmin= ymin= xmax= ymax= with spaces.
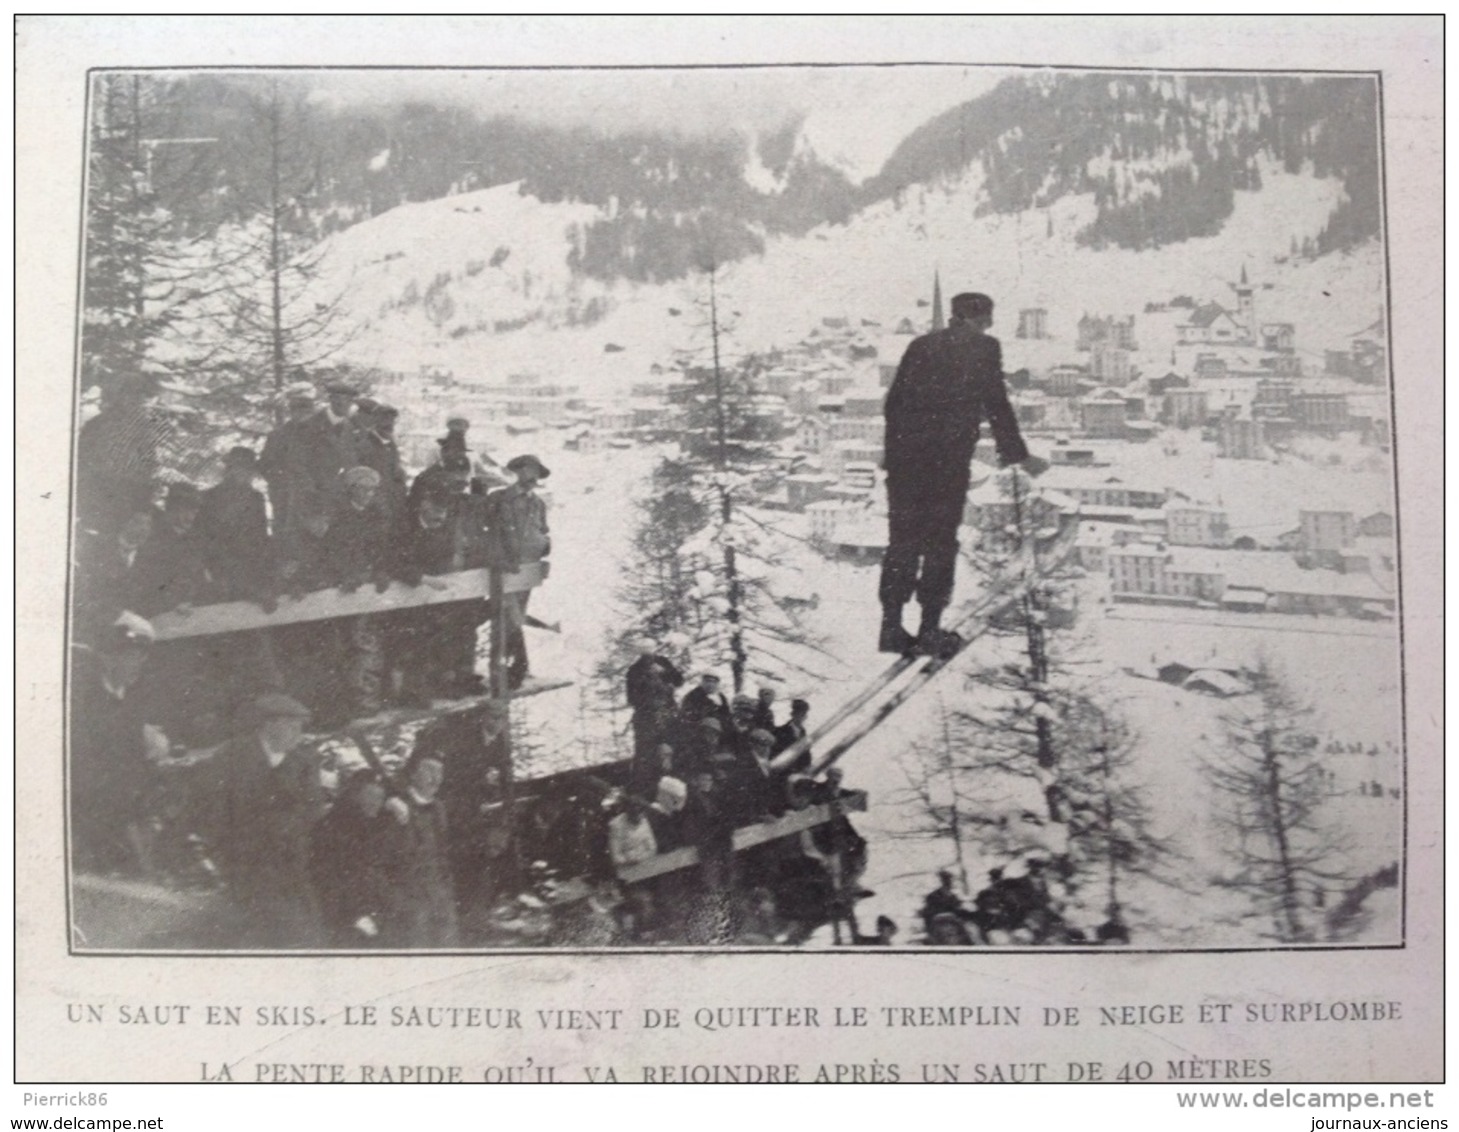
xmin=795 ymin=517 xmax=1077 ymax=778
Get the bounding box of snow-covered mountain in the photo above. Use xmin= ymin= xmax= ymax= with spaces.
xmin=315 ymin=152 xmax=1383 ymax=393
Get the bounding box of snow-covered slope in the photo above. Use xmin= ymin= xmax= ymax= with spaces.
xmin=316 ymin=154 xmax=1382 ymax=396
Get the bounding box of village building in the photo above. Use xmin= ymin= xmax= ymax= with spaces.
xmin=828 ymin=416 xmax=883 ymax=446
xmin=1077 ymin=313 xmax=1138 ymax=351
xmin=1178 ymin=303 xmax=1247 ymax=347
xmin=1148 ymin=371 xmax=1190 ymax=396
xmin=1041 ymin=468 xmax=1167 ymax=511
xmin=1091 ymin=344 xmax=1134 ymax=385
xmin=1290 ymin=390 xmax=1350 ymax=432
xmin=961 ymin=479 xmax=1078 ymax=538
xmin=1162 ymin=387 xmax=1210 ymax=427
xmin=1260 ymin=322 xmax=1296 ymax=353
xmin=822 ymin=439 xmax=883 ymax=478
xmin=1078 ymin=388 xmax=1130 ymax=438
xmin=1047 ymin=440 xmax=1106 ymax=467
xmin=1217 ymin=414 xmax=1266 ymax=459
xmin=1017 ymin=307 xmax=1050 ymax=340
xmin=1164 ymin=500 xmax=1230 ymax=547
xmin=1043 ymin=364 xmax=1089 ymax=397
xmin=1012 ymin=391 xmax=1050 ymax=430
xmin=1105 ymin=545 xmax=1395 ymax=617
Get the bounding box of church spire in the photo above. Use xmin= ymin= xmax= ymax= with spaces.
xmin=931 ymin=269 xmax=945 ymax=332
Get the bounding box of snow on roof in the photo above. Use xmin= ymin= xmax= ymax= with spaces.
xmin=1108 ymin=543 xmax=1168 ymax=558
xmin=1183 ymin=670 xmax=1249 ymax=696
xmin=1172 ymin=548 xmax=1391 ymax=599
xmin=1184 ymin=302 xmax=1240 ymax=329
xmin=1041 ymin=467 xmax=1164 ymax=493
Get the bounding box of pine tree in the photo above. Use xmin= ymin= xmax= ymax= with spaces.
xmin=81 ymin=73 xmax=212 ymax=399
xmin=200 ymin=76 xmax=354 ymax=428
xmin=1205 ymin=659 xmax=1352 ymax=942
xmin=1056 ymin=694 xmax=1180 ymax=936
xmin=600 ymin=261 xmax=823 ymax=695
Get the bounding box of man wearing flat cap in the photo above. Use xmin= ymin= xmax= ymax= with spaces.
xmin=196 ymin=692 xmax=328 ymax=948
xmin=69 ymin=613 xmax=165 ymax=874
xmin=483 ymin=455 xmax=552 ymax=689
xmin=880 ymin=291 xmax=1046 ymax=658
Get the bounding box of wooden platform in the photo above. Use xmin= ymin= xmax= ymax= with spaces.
xmin=151 ymin=562 xmax=548 ymax=641
xmin=616 ymin=790 xmax=868 ymax=885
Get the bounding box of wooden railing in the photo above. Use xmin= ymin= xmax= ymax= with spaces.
xmin=150 ymin=562 xmax=548 ymax=641
xmin=616 ymin=789 xmax=868 ymax=885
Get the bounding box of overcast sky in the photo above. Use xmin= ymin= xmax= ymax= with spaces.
xmin=295 ymin=65 xmax=1012 ymax=184
xmin=306 ymin=65 xmax=1009 ymax=140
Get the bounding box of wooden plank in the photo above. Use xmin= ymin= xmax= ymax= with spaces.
xmin=616 ymin=790 xmax=868 ymax=885
xmin=151 ymin=562 xmax=548 ymax=641
xmin=336 ymin=677 xmax=573 ymax=735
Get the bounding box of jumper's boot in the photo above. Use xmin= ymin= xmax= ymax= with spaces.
xmin=878 ymin=606 xmax=917 ymax=655
xmin=914 ymin=605 xmax=963 ymax=660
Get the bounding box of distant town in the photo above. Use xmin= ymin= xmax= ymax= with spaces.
xmin=367 ymin=266 xmax=1395 ymax=626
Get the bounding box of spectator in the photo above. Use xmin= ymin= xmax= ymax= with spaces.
xmin=770 ymin=698 xmax=812 ymax=776
xmin=625 ymin=640 xmax=684 ymax=762
xmin=388 ymin=748 xmax=460 ymax=948
xmin=324 ymin=466 xmax=394 ymax=718
xmin=921 ymin=869 xmax=968 ymax=934
xmin=69 ymin=613 xmax=164 ymax=874
xmin=752 ymin=685 xmax=778 ymax=732
xmin=195 ymin=693 xmax=328 ymax=948
xmin=393 ymin=488 xmax=487 ymax=703
xmin=311 ymin=768 xmax=393 ymax=947
xmin=607 ymin=798 xmax=660 ymax=872
xmin=680 ymin=672 xmax=731 ymax=732
xmin=925 ymin=912 xmax=975 ymax=946
xmin=406 ymin=449 xmax=472 ymax=521
xmin=683 ymin=768 xmax=737 ymax=931
xmin=483 ymin=454 xmax=552 ymax=690
xmin=353 ymin=401 xmax=408 ymax=530
xmin=72 ymin=486 xmax=155 ymax=645
xmin=196 ymin=447 xmax=273 ymax=606
xmin=130 ymin=482 xmax=207 ymax=617
xmin=258 ymin=383 xmax=329 ymax=542
xmin=315 ymin=379 xmax=362 ymax=490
